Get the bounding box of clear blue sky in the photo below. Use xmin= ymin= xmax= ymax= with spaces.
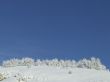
xmin=0 ymin=0 xmax=110 ymax=68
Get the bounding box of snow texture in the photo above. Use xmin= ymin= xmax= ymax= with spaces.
xmin=0 ymin=58 xmax=110 ymax=82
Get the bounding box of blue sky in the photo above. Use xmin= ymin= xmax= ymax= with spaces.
xmin=0 ymin=0 xmax=110 ymax=68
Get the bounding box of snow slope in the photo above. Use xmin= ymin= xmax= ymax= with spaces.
xmin=0 ymin=66 xmax=110 ymax=82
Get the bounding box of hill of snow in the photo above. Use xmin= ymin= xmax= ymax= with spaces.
xmin=0 ymin=66 xmax=110 ymax=82
xmin=0 ymin=57 xmax=110 ymax=82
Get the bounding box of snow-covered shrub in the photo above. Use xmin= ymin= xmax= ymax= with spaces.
xmin=0 ymin=73 xmax=6 ymax=81
xmin=77 ymin=57 xmax=106 ymax=70
xmin=2 ymin=58 xmax=34 ymax=67
xmin=16 ymin=73 xmax=27 ymax=82
xmin=59 ymin=59 xmax=65 ymax=67
xmin=15 ymin=73 xmax=33 ymax=82
xmin=2 ymin=58 xmax=20 ymax=67
xmin=49 ymin=59 xmax=59 ymax=66
xmin=77 ymin=58 xmax=91 ymax=68
xmin=90 ymin=57 xmax=106 ymax=70
xmin=21 ymin=58 xmax=34 ymax=67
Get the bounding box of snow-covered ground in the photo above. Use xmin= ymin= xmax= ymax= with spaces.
xmin=0 ymin=65 xmax=110 ymax=82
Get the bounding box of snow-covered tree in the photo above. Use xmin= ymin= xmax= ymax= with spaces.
xmin=2 ymin=58 xmax=20 ymax=67
xmin=90 ymin=57 xmax=106 ymax=70
xmin=21 ymin=58 xmax=34 ymax=66
xmin=2 ymin=57 xmax=107 ymax=70
xmin=77 ymin=57 xmax=106 ymax=70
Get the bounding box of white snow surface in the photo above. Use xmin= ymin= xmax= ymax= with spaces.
xmin=0 ymin=66 xmax=110 ymax=82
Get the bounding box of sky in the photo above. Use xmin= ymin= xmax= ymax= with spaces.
xmin=0 ymin=0 xmax=110 ymax=68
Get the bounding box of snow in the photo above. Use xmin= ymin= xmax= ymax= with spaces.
xmin=0 ymin=66 xmax=110 ymax=82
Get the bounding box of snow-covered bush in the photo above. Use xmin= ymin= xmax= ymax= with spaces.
xmin=77 ymin=58 xmax=91 ymax=68
xmin=2 ymin=58 xmax=34 ymax=67
xmin=21 ymin=58 xmax=35 ymax=67
xmin=77 ymin=57 xmax=106 ymax=70
xmin=59 ymin=59 xmax=65 ymax=67
xmin=14 ymin=73 xmax=34 ymax=82
xmin=0 ymin=73 xmax=6 ymax=81
xmin=16 ymin=73 xmax=27 ymax=82
xmin=90 ymin=57 xmax=106 ymax=70
xmin=2 ymin=58 xmax=20 ymax=67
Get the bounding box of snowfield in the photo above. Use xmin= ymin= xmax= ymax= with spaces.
xmin=0 ymin=65 xmax=110 ymax=82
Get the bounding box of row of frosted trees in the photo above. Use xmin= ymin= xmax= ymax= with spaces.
xmin=2 ymin=57 xmax=106 ymax=70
